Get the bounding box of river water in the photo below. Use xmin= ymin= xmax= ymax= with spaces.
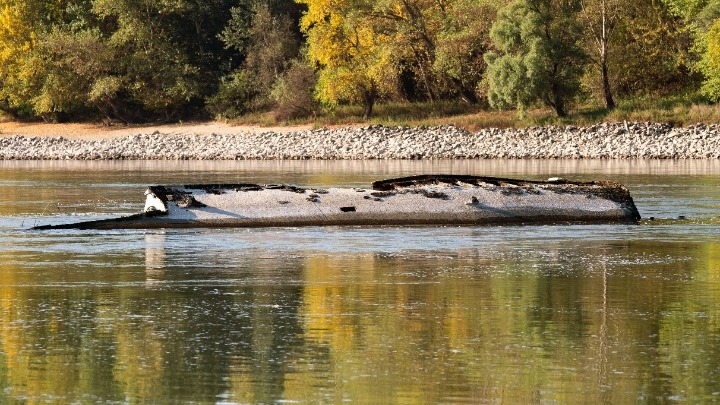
xmin=1 ymin=159 xmax=719 ymax=403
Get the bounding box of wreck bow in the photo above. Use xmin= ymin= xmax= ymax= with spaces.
xmin=32 ymin=175 xmax=640 ymax=230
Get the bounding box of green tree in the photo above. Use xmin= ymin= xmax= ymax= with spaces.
xmin=92 ymin=0 xmax=205 ymax=121
xmin=1 ymin=0 xmax=240 ymax=122
xmin=579 ymin=0 xmax=622 ymax=109
xmin=698 ymin=19 xmax=720 ymax=101
xmin=609 ymin=0 xmax=692 ymax=97
xmin=218 ymin=0 xmax=256 ymax=57
xmin=210 ymin=2 xmax=301 ymax=118
xmin=29 ymin=28 xmax=113 ymax=122
xmin=664 ymin=0 xmax=720 ymax=28
xmin=485 ymin=0 xmax=586 ymax=116
xmin=433 ymin=0 xmax=498 ymax=103
xmin=241 ymin=4 xmax=300 ymax=103
xmin=664 ymin=0 xmax=720 ymax=101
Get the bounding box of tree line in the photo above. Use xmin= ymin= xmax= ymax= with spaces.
xmin=0 ymin=0 xmax=718 ymax=123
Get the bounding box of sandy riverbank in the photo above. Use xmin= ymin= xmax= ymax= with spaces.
xmin=0 ymin=121 xmax=311 ymax=140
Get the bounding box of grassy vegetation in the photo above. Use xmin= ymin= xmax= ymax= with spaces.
xmin=5 ymin=92 xmax=719 ymax=131
xmin=231 ymin=92 xmax=720 ymax=130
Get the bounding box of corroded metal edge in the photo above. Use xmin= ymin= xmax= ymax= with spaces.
xmin=373 ymin=174 xmax=640 ymax=220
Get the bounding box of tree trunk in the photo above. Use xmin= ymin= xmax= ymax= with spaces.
xmin=362 ymin=90 xmax=376 ymax=120
xmin=601 ymin=60 xmax=615 ymax=109
xmin=549 ymin=73 xmax=566 ymax=117
xmin=450 ymin=77 xmax=479 ymax=103
xmin=599 ymin=0 xmax=615 ymax=110
xmin=551 ymin=86 xmax=566 ymax=116
xmin=0 ymin=98 xmax=16 ymax=118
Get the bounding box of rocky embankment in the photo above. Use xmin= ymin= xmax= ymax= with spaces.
xmin=1 ymin=122 xmax=718 ymax=159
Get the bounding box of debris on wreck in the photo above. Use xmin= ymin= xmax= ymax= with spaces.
xmin=33 ymin=175 xmax=641 ymax=230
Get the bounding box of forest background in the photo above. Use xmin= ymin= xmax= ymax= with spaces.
xmin=1 ymin=0 xmax=720 ymax=129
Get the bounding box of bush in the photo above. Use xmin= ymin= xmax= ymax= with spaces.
xmin=205 ymin=71 xmax=258 ymax=119
xmin=270 ymin=59 xmax=319 ymax=121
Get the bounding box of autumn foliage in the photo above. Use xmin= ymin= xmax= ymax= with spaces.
xmin=0 ymin=0 xmax=718 ymax=122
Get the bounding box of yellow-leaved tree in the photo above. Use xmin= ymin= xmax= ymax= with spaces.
xmin=698 ymin=16 xmax=720 ymax=101
xmin=0 ymin=0 xmax=40 ymax=115
xmin=0 ymin=0 xmax=85 ymax=119
xmin=297 ymin=0 xmax=398 ymax=119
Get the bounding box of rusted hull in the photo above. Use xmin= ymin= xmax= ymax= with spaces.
xmin=33 ymin=175 xmax=641 ymax=230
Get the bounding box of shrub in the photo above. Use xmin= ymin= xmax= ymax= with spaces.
xmin=270 ymin=59 xmax=319 ymax=121
xmin=205 ymin=71 xmax=258 ymax=119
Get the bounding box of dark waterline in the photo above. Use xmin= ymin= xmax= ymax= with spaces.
xmin=1 ymin=160 xmax=719 ymax=403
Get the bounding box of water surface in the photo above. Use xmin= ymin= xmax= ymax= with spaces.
xmin=1 ymin=160 xmax=719 ymax=403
